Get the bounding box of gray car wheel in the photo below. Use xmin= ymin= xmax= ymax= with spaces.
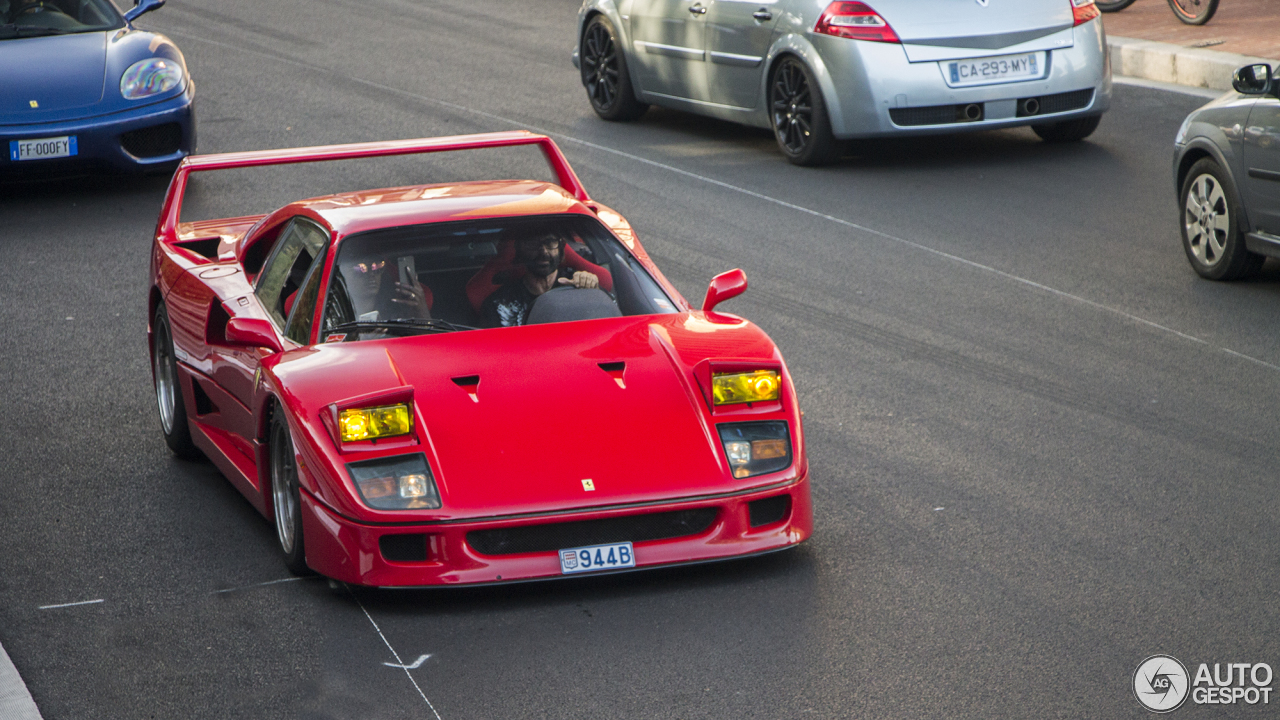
xmin=270 ymin=410 xmax=310 ymax=575
xmin=1180 ymin=158 xmax=1263 ymax=280
xmin=152 ymin=303 xmax=199 ymax=459
xmin=770 ymin=57 xmax=839 ymax=166
xmin=1032 ymin=114 xmax=1101 ymax=143
xmin=581 ymin=15 xmax=648 ymax=121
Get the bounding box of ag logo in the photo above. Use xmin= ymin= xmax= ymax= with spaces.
xmin=1134 ymin=655 xmax=1190 ymax=713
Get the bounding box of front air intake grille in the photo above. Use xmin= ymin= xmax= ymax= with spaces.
xmin=380 ymin=533 xmax=429 ymax=562
xmin=1034 ymin=88 xmax=1094 ymax=115
xmin=748 ymin=495 xmax=791 ymax=528
xmin=467 ymin=508 xmax=718 ymax=556
xmin=120 ymin=123 xmax=182 ymax=158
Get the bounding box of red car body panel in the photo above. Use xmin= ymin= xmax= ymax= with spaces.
xmin=148 ymin=132 xmax=812 ymax=587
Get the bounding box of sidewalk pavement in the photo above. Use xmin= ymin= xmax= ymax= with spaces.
xmin=1103 ymin=0 xmax=1280 ymax=92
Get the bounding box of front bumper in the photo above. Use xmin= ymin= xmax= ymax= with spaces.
xmin=299 ymin=471 xmax=813 ymax=587
xmin=0 ymin=84 xmax=195 ymax=179
xmin=819 ymin=20 xmax=1111 ymax=138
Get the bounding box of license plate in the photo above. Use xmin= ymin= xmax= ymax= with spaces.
xmin=9 ymin=136 xmax=78 ymax=162
xmin=559 ymin=541 xmax=635 ymax=575
xmin=945 ymin=52 xmax=1043 ymax=87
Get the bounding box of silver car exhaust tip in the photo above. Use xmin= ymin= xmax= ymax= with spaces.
xmin=962 ymin=104 xmax=983 ymax=122
xmin=1020 ymin=98 xmax=1041 ymax=116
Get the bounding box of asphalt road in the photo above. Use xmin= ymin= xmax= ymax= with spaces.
xmin=2 ymin=1 xmax=1279 ymax=718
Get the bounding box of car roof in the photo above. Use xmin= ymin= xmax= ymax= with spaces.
xmin=283 ymin=179 xmax=594 ymax=240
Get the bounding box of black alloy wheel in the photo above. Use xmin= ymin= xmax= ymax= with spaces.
xmin=270 ymin=410 xmax=311 ymax=576
xmin=152 ymin=302 xmax=199 ymax=459
xmin=769 ymin=57 xmax=839 ymax=166
xmin=1168 ymin=0 xmax=1218 ymax=25
xmin=581 ymin=15 xmax=648 ymax=121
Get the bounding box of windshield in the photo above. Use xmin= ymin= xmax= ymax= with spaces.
xmin=1 ymin=0 xmax=124 ymax=37
xmin=319 ymin=214 xmax=678 ymax=343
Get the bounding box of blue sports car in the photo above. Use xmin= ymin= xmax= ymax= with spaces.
xmin=0 ymin=0 xmax=195 ymax=178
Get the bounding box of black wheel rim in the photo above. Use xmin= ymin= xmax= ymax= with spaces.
xmin=772 ymin=61 xmax=812 ymax=155
xmin=271 ymin=420 xmax=299 ymax=555
xmin=582 ymin=23 xmax=619 ymax=111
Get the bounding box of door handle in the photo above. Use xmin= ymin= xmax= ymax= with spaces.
xmin=688 ymin=3 xmax=707 ymax=14
xmin=753 ymin=9 xmax=773 ymax=20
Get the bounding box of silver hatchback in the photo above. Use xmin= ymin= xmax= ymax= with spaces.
xmin=573 ymin=0 xmax=1112 ymax=164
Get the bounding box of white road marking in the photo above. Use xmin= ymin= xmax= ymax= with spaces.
xmin=210 ymin=577 xmax=304 ymax=594
xmin=160 ymin=29 xmax=1280 ymax=375
xmin=346 ymin=586 xmax=443 ymax=720
xmin=37 ymin=599 xmax=103 ymax=610
xmin=384 ymin=654 xmax=433 ymax=670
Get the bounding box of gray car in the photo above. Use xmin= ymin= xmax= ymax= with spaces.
xmin=1173 ymin=63 xmax=1280 ymax=280
xmin=573 ymin=0 xmax=1112 ymax=165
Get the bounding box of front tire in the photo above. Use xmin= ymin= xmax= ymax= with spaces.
xmin=1168 ymin=0 xmax=1218 ymax=25
xmin=1032 ymin=114 xmax=1101 ymax=143
xmin=580 ymin=15 xmax=648 ymax=121
xmin=769 ymin=56 xmax=840 ymax=166
xmin=152 ymin=303 xmax=199 ymax=459
xmin=270 ymin=410 xmax=310 ymax=575
xmin=1180 ymin=158 xmax=1263 ymax=280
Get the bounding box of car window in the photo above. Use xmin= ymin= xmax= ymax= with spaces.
xmin=2 ymin=0 xmax=124 ymax=34
xmin=320 ymin=214 xmax=677 ymax=341
xmin=283 ymin=258 xmax=325 ymax=345
xmin=256 ymin=218 xmax=329 ymax=330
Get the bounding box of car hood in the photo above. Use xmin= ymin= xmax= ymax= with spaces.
xmin=0 ymin=28 xmax=187 ymax=126
xmin=0 ymin=33 xmax=107 ymax=121
xmin=271 ymin=313 xmax=789 ymax=520
xmin=868 ymin=0 xmax=1075 ymax=61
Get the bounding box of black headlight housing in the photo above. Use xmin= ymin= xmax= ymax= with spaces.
xmin=347 ymin=453 xmax=441 ymax=510
xmin=717 ymin=421 xmax=792 ymax=479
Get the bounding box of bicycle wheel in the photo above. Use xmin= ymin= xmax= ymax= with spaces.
xmin=1096 ymin=0 xmax=1137 ymax=11
xmin=1168 ymin=0 xmax=1218 ymax=25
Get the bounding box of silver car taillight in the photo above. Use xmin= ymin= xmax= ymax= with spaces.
xmin=813 ymin=2 xmax=900 ymax=44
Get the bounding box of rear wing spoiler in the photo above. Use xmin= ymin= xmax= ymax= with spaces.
xmin=155 ymin=131 xmax=590 ymax=240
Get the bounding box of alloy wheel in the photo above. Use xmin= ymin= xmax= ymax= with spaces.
xmin=1184 ymin=173 xmax=1229 ymax=266
xmin=271 ymin=420 xmax=299 ymax=555
xmin=153 ymin=318 xmax=177 ymax=435
xmin=772 ymin=60 xmax=813 ymax=155
xmin=582 ymin=23 xmax=618 ymax=111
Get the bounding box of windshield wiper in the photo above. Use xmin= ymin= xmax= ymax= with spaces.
xmin=0 ymin=24 xmax=74 ymax=38
xmin=329 ymin=318 xmax=477 ymax=335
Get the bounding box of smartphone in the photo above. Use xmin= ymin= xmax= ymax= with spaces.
xmin=397 ymin=255 xmax=416 ymax=287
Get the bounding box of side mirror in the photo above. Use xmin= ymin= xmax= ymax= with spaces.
xmin=702 ymin=269 xmax=747 ymax=314
xmin=1232 ymin=63 xmax=1272 ymax=96
xmin=124 ymin=0 xmax=165 ymax=23
xmin=225 ymin=317 xmax=283 ymax=354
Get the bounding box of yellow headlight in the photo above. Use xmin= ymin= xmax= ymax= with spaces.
xmin=711 ymin=370 xmax=780 ymax=405
xmin=339 ymin=403 xmax=413 ymax=442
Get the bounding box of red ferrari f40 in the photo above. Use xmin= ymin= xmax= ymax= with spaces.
xmin=148 ymin=131 xmax=812 ymax=587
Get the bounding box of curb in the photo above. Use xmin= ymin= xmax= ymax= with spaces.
xmin=1108 ymin=35 xmax=1277 ymax=93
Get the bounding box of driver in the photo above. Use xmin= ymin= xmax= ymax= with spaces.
xmin=481 ymin=230 xmax=599 ymax=328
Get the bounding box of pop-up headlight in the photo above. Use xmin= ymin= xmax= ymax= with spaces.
xmin=718 ymin=421 xmax=792 ymax=479
xmin=339 ymin=403 xmax=412 ymax=442
xmin=712 ymin=370 xmax=780 ymax=406
xmin=347 ymin=453 xmax=441 ymax=510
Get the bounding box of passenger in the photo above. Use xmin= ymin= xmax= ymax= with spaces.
xmin=345 ymin=258 xmax=432 ymax=322
xmin=481 ymin=231 xmax=599 ymax=327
